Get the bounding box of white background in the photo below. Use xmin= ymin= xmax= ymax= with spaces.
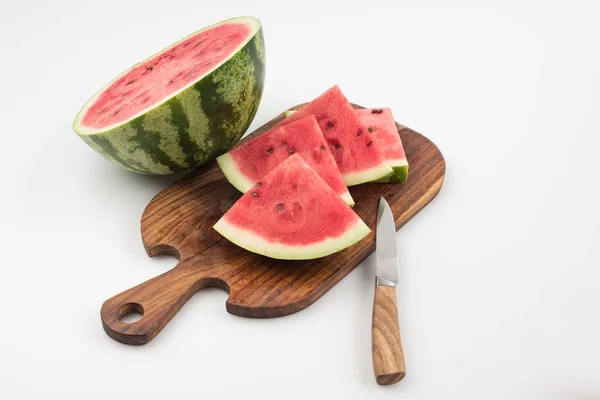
xmin=1 ymin=0 xmax=599 ymax=398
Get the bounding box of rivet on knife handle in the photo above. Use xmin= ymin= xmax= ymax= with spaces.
xmin=372 ymin=285 xmax=406 ymax=385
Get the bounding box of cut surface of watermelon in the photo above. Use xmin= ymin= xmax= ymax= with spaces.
xmin=217 ymin=116 xmax=354 ymax=205
xmin=213 ymin=154 xmax=370 ymax=260
xmin=280 ymin=86 xmax=393 ymax=186
xmin=78 ymin=18 xmax=260 ymax=132
xmin=356 ymin=108 xmax=409 ymax=182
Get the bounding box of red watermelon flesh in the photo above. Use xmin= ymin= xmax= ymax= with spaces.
xmin=217 ymin=116 xmax=354 ymax=206
xmin=81 ymin=22 xmax=253 ymax=130
xmin=213 ymin=154 xmax=370 ymax=260
xmin=280 ymin=86 xmax=393 ymax=186
xmin=356 ymin=108 xmax=409 ymax=182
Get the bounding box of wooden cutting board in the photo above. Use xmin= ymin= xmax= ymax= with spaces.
xmin=101 ymin=104 xmax=446 ymax=345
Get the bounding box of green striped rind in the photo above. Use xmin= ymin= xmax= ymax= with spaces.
xmin=73 ymin=18 xmax=266 ymax=175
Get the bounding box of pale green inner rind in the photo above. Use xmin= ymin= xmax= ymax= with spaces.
xmin=216 ymin=152 xmax=254 ymax=192
xmin=213 ymin=218 xmax=371 ymax=260
xmin=73 ymin=16 xmax=262 ymax=136
xmin=343 ymin=163 xmax=394 ymax=186
xmin=340 ymin=191 xmax=355 ymax=207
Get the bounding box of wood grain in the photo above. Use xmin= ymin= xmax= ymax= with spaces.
xmin=372 ymin=285 xmax=406 ymax=385
xmin=100 ymin=103 xmax=446 ymax=345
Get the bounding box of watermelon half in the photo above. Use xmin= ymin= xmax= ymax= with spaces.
xmin=356 ymin=108 xmax=409 ymax=182
xmin=213 ymin=154 xmax=370 ymax=260
xmin=280 ymin=86 xmax=393 ymax=186
xmin=73 ymin=16 xmax=265 ymax=175
xmin=216 ymin=115 xmax=354 ymax=206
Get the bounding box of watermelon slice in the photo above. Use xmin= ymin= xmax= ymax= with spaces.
xmin=355 ymin=108 xmax=409 ymax=182
xmin=213 ymin=154 xmax=370 ymax=260
xmin=73 ymin=16 xmax=265 ymax=175
xmin=217 ymin=116 xmax=354 ymax=205
xmin=280 ymin=86 xmax=393 ymax=186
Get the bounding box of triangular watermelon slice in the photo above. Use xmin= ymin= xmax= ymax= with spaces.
xmin=355 ymin=108 xmax=409 ymax=182
xmin=280 ymin=86 xmax=393 ymax=186
xmin=213 ymin=154 xmax=370 ymax=260
xmin=217 ymin=115 xmax=354 ymax=206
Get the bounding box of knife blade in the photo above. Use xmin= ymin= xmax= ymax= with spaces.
xmin=372 ymin=197 xmax=406 ymax=385
xmin=376 ymin=197 xmax=398 ymax=286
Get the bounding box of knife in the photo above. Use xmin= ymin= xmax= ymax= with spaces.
xmin=372 ymin=197 xmax=406 ymax=385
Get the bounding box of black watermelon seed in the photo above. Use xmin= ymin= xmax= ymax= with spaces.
xmin=257 ymin=181 xmax=262 ymax=186
xmin=281 ymin=141 xmax=287 ymax=146
xmin=146 ymin=66 xmax=153 ymax=71
xmin=326 ymin=121 xmax=334 ymax=129
xmin=371 ymin=109 xmax=383 ymax=114
xmin=357 ymin=130 xmax=363 ymax=136
xmin=127 ymin=80 xmax=134 ymax=85
xmin=266 ymin=148 xmax=273 ymax=153
xmin=368 ymin=127 xmax=374 ymax=132
xmin=288 ymin=148 xmax=296 ymax=154
xmin=195 ymin=41 xmax=202 ymax=47
xmin=321 ymin=145 xmax=326 ymax=150
xmin=335 ymin=144 xmax=341 ymax=149
xmin=252 ymin=192 xmax=259 ymax=197
xmin=169 ymin=80 xmax=174 ymax=84
xmin=183 ymin=42 xmax=190 ymax=47
xmin=113 ymin=110 xmax=119 ymax=115
xmin=367 ymin=141 xmax=373 ymax=147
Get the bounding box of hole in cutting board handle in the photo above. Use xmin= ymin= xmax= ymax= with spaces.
xmin=118 ymin=302 xmax=144 ymax=324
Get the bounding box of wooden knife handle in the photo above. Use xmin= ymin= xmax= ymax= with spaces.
xmin=372 ymin=285 xmax=406 ymax=385
xmin=100 ymin=259 xmax=222 ymax=345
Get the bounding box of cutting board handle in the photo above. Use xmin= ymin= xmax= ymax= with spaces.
xmin=100 ymin=259 xmax=226 ymax=345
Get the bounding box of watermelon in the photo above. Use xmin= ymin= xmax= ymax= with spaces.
xmin=355 ymin=108 xmax=409 ymax=182
xmin=216 ymin=115 xmax=354 ymax=206
xmin=280 ymin=86 xmax=393 ymax=186
xmin=73 ymin=16 xmax=265 ymax=175
xmin=285 ymin=107 xmax=409 ymax=182
xmin=213 ymin=154 xmax=370 ymax=260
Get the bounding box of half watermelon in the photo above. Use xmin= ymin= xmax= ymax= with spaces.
xmin=356 ymin=108 xmax=409 ymax=182
xmin=280 ymin=86 xmax=393 ymax=186
xmin=73 ymin=16 xmax=265 ymax=175
xmin=217 ymin=115 xmax=354 ymax=206
xmin=213 ymin=154 xmax=370 ymax=260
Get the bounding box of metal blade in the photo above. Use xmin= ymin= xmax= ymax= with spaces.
xmin=376 ymin=197 xmax=398 ymax=286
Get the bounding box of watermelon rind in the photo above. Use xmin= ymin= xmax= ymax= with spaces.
xmin=213 ymin=218 xmax=370 ymax=260
xmin=376 ymin=160 xmax=409 ymax=183
xmin=73 ymin=16 xmax=265 ymax=175
xmin=216 ymin=152 xmax=255 ymax=192
xmin=216 ymin=151 xmax=355 ymax=206
xmin=343 ymin=164 xmax=393 ymax=186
